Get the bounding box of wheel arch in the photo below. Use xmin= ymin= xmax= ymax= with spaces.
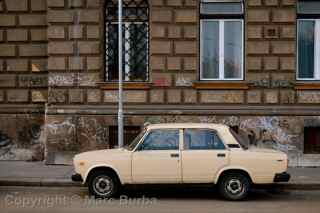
xmin=84 ymin=165 xmax=122 ymax=185
xmin=215 ymin=167 xmax=253 ymax=184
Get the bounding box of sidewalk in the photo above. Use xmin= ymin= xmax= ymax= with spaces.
xmin=0 ymin=161 xmax=319 ymax=189
xmin=0 ymin=161 xmax=80 ymax=187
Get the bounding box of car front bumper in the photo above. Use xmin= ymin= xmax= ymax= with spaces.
xmin=274 ymin=172 xmax=291 ymax=182
xmin=71 ymin=173 xmax=83 ymax=182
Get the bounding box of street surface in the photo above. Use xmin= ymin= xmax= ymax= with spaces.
xmin=0 ymin=186 xmax=319 ymax=213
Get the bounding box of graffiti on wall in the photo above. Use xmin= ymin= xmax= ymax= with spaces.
xmin=46 ymin=118 xmax=77 ymax=151
xmin=78 ymin=117 xmax=109 ymax=150
xmin=248 ymin=79 xmax=293 ymax=88
xmin=0 ymin=131 xmax=14 ymax=159
xmin=239 ymin=117 xmax=298 ymax=153
xmin=0 ymin=122 xmax=43 ymax=161
xmin=46 ymin=117 xmax=109 ymax=153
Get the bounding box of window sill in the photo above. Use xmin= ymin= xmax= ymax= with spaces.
xmin=193 ymin=82 xmax=249 ymax=90
xmin=98 ymin=82 xmax=152 ymax=90
xmin=295 ymin=82 xmax=320 ymax=90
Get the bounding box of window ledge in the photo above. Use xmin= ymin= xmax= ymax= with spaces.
xmin=295 ymin=82 xmax=320 ymax=90
xmin=193 ymin=82 xmax=249 ymax=90
xmin=98 ymin=82 xmax=152 ymax=90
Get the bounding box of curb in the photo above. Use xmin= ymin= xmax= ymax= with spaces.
xmin=1 ymin=179 xmax=320 ymax=190
xmin=276 ymin=183 xmax=320 ymax=191
xmin=0 ymin=178 xmax=82 ymax=187
xmin=251 ymin=183 xmax=320 ymax=191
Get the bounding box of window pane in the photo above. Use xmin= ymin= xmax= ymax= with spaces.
xmin=107 ymin=24 xmax=128 ymax=81
xmin=224 ymin=21 xmax=242 ymax=79
xmin=201 ymin=21 xmax=219 ymax=79
xmin=200 ymin=2 xmax=243 ymax=15
xmin=298 ymin=20 xmax=315 ymax=79
xmin=140 ymin=129 xmax=179 ymax=151
xmin=129 ymin=23 xmax=148 ymax=81
xmin=106 ymin=24 xmax=119 ymax=81
xmin=298 ymin=2 xmax=320 ymax=14
xmin=184 ymin=129 xmax=225 ymax=150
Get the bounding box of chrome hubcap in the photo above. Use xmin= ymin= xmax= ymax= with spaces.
xmin=226 ymin=179 xmax=243 ymax=195
xmin=93 ymin=176 xmax=113 ymax=196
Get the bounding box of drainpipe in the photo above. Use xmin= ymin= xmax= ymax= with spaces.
xmin=118 ymin=0 xmax=124 ymax=148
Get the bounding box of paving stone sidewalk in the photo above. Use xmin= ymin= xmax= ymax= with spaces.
xmin=0 ymin=161 xmax=78 ymax=186
xmin=0 ymin=161 xmax=319 ymax=189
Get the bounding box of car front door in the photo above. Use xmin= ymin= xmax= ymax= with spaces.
xmin=132 ymin=129 xmax=181 ymax=183
xmin=181 ymin=128 xmax=229 ymax=183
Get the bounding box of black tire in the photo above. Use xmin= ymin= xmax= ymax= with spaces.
xmin=218 ymin=173 xmax=250 ymax=201
xmin=88 ymin=170 xmax=120 ymax=199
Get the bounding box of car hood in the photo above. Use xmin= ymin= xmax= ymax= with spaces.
xmin=74 ymin=148 xmax=130 ymax=161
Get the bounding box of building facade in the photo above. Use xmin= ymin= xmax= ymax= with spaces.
xmin=0 ymin=0 xmax=320 ymax=166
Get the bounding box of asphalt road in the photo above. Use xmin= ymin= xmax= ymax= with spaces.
xmin=0 ymin=186 xmax=320 ymax=213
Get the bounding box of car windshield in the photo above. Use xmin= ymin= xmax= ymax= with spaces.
xmin=125 ymin=129 xmax=147 ymax=151
xmin=229 ymin=128 xmax=248 ymax=150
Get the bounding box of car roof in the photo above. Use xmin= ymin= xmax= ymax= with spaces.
xmin=146 ymin=123 xmax=229 ymax=131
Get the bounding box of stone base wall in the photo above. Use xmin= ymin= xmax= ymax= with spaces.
xmin=44 ymin=113 xmax=320 ymax=167
xmin=0 ymin=114 xmax=44 ymax=161
xmin=0 ymin=111 xmax=319 ymax=167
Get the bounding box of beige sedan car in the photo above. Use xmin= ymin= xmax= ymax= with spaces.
xmin=72 ymin=123 xmax=290 ymax=200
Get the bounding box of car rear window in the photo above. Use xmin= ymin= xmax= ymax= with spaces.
xmin=229 ymin=128 xmax=248 ymax=150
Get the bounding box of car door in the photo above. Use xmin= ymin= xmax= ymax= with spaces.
xmin=132 ymin=129 xmax=181 ymax=184
xmin=181 ymin=128 xmax=229 ymax=183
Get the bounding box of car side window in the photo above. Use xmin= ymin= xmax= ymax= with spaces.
xmin=184 ymin=129 xmax=225 ymax=150
xmin=138 ymin=129 xmax=179 ymax=151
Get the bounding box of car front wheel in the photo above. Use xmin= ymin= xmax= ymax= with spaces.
xmin=218 ymin=173 xmax=250 ymax=201
xmin=88 ymin=170 xmax=120 ymax=199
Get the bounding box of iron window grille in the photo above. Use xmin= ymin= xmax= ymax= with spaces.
xmin=109 ymin=126 xmax=141 ymax=148
xmin=105 ymin=0 xmax=149 ymax=82
xmin=304 ymin=127 xmax=320 ymax=154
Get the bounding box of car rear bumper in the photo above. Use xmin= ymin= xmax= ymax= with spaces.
xmin=274 ymin=172 xmax=291 ymax=182
xmin=71 ymin=173 xmax=83 ymax=182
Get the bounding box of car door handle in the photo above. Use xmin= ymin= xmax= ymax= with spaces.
xmin=217 ymin=153 xmax=226 ymax=158
xmin=170 ymin=153 xmax=179 ymax=158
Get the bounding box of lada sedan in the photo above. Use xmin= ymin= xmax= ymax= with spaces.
xmin=72 ymin=123 xmax=290 ymax=200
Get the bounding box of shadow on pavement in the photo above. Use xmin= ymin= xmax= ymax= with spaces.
xmin=116 ymin=185 xmax=291 ymax=201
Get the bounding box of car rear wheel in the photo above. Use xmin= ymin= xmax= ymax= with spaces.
xmin=88 ymin=170 xmax=120 ymax=199
xmin=218 ymin=173 xmax=250 ymax=201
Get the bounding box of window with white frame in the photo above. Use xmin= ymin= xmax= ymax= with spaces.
xmin=297 ymin=1 xmax=320 ymax=80
xmin=200 ymin=0 xmax=244 ymax=81
xmin=105 ymin=0 xmax=149 ymax=82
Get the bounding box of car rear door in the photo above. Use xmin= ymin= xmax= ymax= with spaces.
xmin=132 ymin=129 xmax=182 ymax=183
xmin=181 ymin=128 xmax=229 ymax=183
